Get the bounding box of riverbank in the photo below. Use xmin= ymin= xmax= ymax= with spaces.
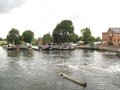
xmin=2 ymin=45 xmax=32 ymax=50
xmin=76 ymin=45 xmax=120 ymax=52
xmin=0 ymin=41 xmax=7 ymax=46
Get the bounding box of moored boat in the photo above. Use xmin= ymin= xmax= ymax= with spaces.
xmin=42 ymin=46 xmax=75 ymax=50
xmin=7 ymin=47 xmax=17 ymax=50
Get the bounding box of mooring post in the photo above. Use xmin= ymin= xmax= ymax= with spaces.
xmin=60 ymin=72 xmax=87 ymax=87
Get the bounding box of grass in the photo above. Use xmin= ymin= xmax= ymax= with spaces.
xmin=0 ymin=41 xmax=7 ymax=46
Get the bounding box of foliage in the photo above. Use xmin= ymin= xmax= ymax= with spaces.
xmin=6 ymin=28 xmax=20 ymax=44
xmin=81 ymin=28 xmax=92 ymax=44
xmin=52 ymin=20 xmax=74 ymax=44
xmin=19 ymin=36 xmax=23 ymax=41
xmin=43 ymin=33 xmax=52 ymax=45
xmin=0 ymin=37 xmax=3 ymax=41
xmin=88 ymin=36 xmax=95 ymax=42
xmin=78 ymin=36 xmax=83 ymax=41
xmin=32 ymin=38 xmax=38 ymax=45
xmin=90 ymin=42 xmax=95 ymax=48
xmin=95 ymin=36 xmax=101 ymax=42
xmin=52 ymin=24 xmax=61 ymax=44
xmin=108 ymin=41 xmax=113 ymax=45
xmin=68 ymin=33 xmax=79 ymax=43
xmin=22 ymin=30 xmax=34 ymax=43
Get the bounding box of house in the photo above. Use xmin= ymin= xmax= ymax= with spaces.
xmin=102 ymin=27 xmax=120 ymax=46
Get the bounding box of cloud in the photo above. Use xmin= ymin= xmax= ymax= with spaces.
xmin=0 ymin=0 xmax=24 ymax=13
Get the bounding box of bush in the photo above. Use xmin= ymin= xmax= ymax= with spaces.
xmin=108 ymin=42 xmax=113 ymax=45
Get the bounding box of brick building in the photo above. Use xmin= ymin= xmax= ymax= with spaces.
xmin=102 ymin=28 xmax=120 ymax=46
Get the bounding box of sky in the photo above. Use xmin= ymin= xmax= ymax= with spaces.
xmin=0 ymin=0 xmax=120 ymax=38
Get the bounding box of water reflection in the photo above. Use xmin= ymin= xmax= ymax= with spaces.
xmin=22 ymin=50 xmax=33 ymax=57
xmin=42 ymin=50 xmax=72 ymax=55
xmin=7 ymin=50 xmax=19 ymax=57
xmin=83 ymin=49 xmax=94 ymax=53
xmin=7 ymin=50 xmax=33 ymax=57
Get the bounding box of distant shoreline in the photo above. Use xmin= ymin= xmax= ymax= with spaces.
xmin=75 ymin=45 xmax=120 ymax=52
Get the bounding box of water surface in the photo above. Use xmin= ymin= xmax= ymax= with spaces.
xmin=0 ymin=47 xmax=120 ymax=90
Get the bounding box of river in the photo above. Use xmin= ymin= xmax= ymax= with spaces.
xmin=0 ymin=46 xmax=120 ymax=90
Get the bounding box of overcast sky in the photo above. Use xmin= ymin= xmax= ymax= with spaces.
xmin=0 ymin=0 xmax=120 ymax=38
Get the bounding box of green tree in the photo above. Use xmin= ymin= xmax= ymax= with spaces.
xmin=68 ymin=33 xmax=78 ymax=43
xmin=89 ymin=36 xmax=95 ymax=47
xmin=52 ymin=20 xmax=74 ymax=44
xmin=89 ymin=36 xmax=95 ymax=42
xmin=78 ymin=36 xmax=83 ymax=41
xmin=22 ymin=30 xmax=34 ymax=43
xmin=52 ymin=24 xmax=61 ymax=44
xmin=81 ymin=28 xmax=91 ymax=44
xmin=7 ymin=28 xmax=20 ymax=44
xmin=43 ymin=33 xmax=52 ymax=45
xmin=0 ymin=37 xmax=3 ymax=41
xmin=95 ymin=36 xmax=101 ymax=42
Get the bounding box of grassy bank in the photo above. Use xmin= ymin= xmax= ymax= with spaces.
xmin=0 ymin=41 xmax=7 ymax=46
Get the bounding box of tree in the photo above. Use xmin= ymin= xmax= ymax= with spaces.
xmin=78 ymin=36 xmax=83 ymax=41
xmin=88 ymin=36 xmax=95 ymax=42
xmin=52 ymin=24 xmax=61 ymax=44
xmin=0 ymin=37 xmax=3 ymax=41
xmin=95 ymin=36 xmax=101 ymax=42
xmin=7 ymin=28 xmax=20 ymax=44
xmin=52 ymin=20 xmax=74 ymax=44
xmin=68 ymin=33 xmax=79 ymax=43
xmin=81 ymin=28 xmax=91 ymax=44
xmin=22 ymin=30 xmax=34 ymax=43
xmin=43 ymin=33 xmax=52 ymax=45
xmin=88 ymin=36 xmax=95 ymax=47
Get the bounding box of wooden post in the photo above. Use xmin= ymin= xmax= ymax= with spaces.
xmin=60 ymin=72 xmax=87 ymax=87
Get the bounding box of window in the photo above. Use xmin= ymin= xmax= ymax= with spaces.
xmin=114 ymin=39 xmax=116 ymax=42
xmin=110 ymin=38 xmax=112 ymax=41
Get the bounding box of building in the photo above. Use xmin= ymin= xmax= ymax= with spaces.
xmin=38 ymin=37 xmax=43 ymax=46
xmin=102 ymin=27 xmax=120 ymax=46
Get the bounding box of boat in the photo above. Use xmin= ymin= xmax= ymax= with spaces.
xmin=32 ymin=46 xmax=42 ymax=51
xmin=42 ymin=46 xmax=75 ymax=50
xmin=42 ymin=43 xmax=75 ymax=51
xmin=7 ymin=45 xmax=19 ymax=50
xmin=7 ymin=47 xmax=17 ymax=50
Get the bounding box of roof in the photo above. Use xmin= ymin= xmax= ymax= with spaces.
xmin=108 ymin=28 xmax=120 ymax=33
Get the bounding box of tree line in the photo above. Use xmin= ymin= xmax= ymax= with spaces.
xmin=43 ymin=20 xmax=101 ymax=45
xmin=6 ymin=28 xmax=34 ymax=45
xmin=5 ymin=20 xmax=101 ymax=45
